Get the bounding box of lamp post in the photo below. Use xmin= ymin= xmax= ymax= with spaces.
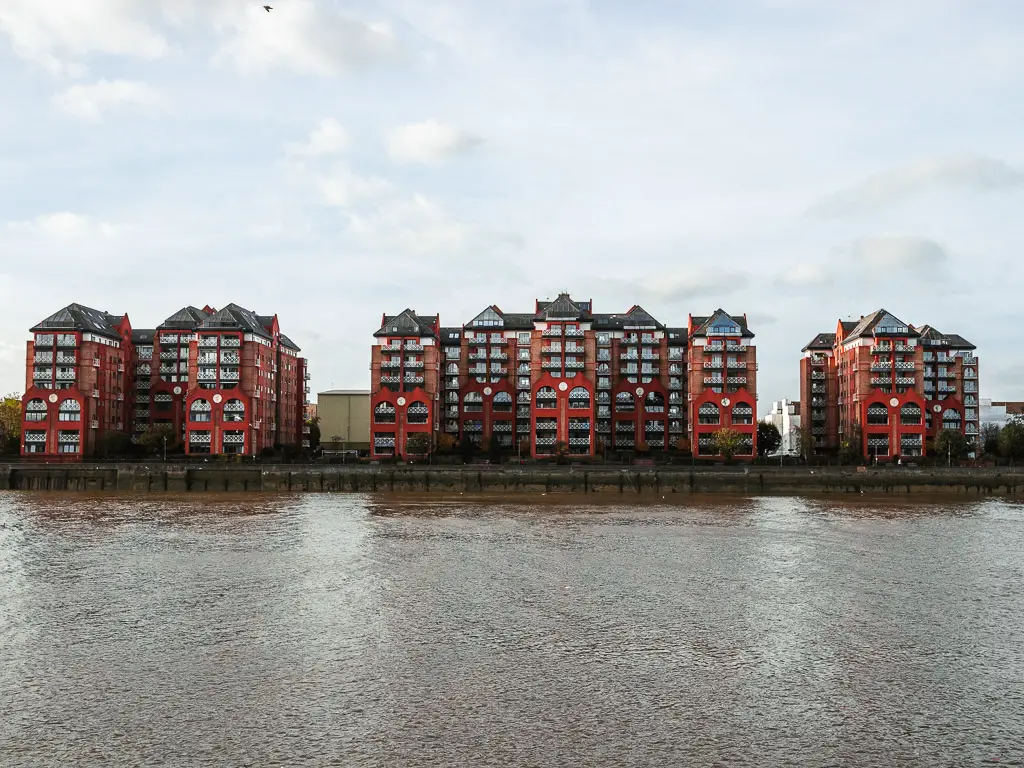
xmin=163 ymin=435 xmax=167 ymax=462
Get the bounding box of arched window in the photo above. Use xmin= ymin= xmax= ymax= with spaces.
xmin=568 ymin=387 xmax=590 ymax=409
xmin=190 ymin=399 xmax=212 ymax=423
xmin=535 ymin=386 xmax=557 ymax=408
xmin=900 ymin=403 xmax=922 ymax=425
xmin=493 ymin=391 xmax=513 ymax=412
xmin=464 ymin=392 xmax=483 ymax=413
xmin=615 ymin=392 xmax=635 ymax=413
xmin=942 ymin=408 xmax=962 ymax=430
xmin=732 ymin=403 xmax=753 ymax=425
xmin=25 ymin=398 xmax=47 ymax=422
xmin=58 ymin=399 xmax=81 ymax=422
xmin=374 ymin=401 xmax=396 ymax=424
xmin=867 ymin=403 xmax=888 ymax=425
xmin=446 ymin=362 xmax=459 ymax=375
xmin=698 ymin=402 xmax=720 ymax=425
xmin=223 ymin=398 xmax=245 ymax=423
xmin=407 ymin=400 xmax=429 ymax=424
xmin=644 ymin=392 xmax=665 ymax=413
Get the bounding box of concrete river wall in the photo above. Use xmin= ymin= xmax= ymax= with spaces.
xmin=1 ymin=464 xmax=1023 ymax=496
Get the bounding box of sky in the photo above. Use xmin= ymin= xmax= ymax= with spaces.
xmin=1 ymin=0 xmax=1023 ymax=411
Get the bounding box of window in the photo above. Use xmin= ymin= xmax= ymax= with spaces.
xmin=407 ymin=401 xmax=429 ymax=424
xmin=615 ymin=392 xmax=635 ymax=413
xmin=493 ymin=392 xmax=513 ymax=412
xmin=568 ymin=387 xmax=590 ymax=409
xmin=58 ymin=399 xmax=81 ymax=421
xmin=698 ymin=403 xmax=720 ymax=425
xmin=464 ymin=392 xmax=483 ymax=413
xmin=190 ymin=399 xmax=212 ymax=423
xmin=518 ymin=332 xmax=531 ymax=344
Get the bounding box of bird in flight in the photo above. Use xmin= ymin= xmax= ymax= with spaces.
xmin=264 ymin=4 xmax=272 ymax=10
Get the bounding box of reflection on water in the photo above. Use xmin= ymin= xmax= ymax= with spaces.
xmin=1 ymin=493 xmax=1023 ymax=767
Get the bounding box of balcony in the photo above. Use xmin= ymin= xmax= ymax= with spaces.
xmin=381 ymin=360 xmax=401 ymax=369
xmin=518 ymin=378 xmax=532 ymax=389
xmin=33 ymin=368 xmax=52 ymax=380
xmin=811 ymin=384 xmax=826 ymax=394
xmin=404 ymin=343 xmax=424 ymax=352
xmin=380 ymin=375 xmax=400 ymax=384
xmin=160 ymin=350 xmax=178 ymax=360
xmin=220 ymin=352 xmax=240 ymax=365
xmin=894 ymin=361 xmax=916 ymax=370
xmin=374 ymin=437 xmax=396 ymax=447
xmin=541 ymin=361 xmax=561 ymax=371
xmin=565 ymin=361 xmax=584 ymax=370
xmin=962 ymin=355 xmax=977 ymax=366
xmin=491 ymin=352 xmax=509 ymax=361
xmin=705 ymin=344 xmax=724 ymax=353
xmin=703 ymin=361 xmax=723 ymax=369
xmin=404 ymin=361 xmax=425 ymax=370
xmin=669 ymin=422 xmax=683 ymax=433
xmin=620 ymin=352 xmax=639 ymax=361
xmin=616 ymin=423 xmax=635 ymax=433
xmin=668 ymin=349 xmax=684 ymax=361
xmin=56 ymin=335 xmax=77 ymax=347
xmin=895 ymin=377 xmax=915 ymax=386
xmin=870 ymin=344 xmax=892 ymax=354
xmin=564 ymin=329 xmax=584 ymax=338
xmin=669 ymin=378 xmax=683 ymax=390
xmin=726 ymin=376 xmax=747 ymax=385
xmin=92 ymin=359 xmax=101 ymax=368
xmin=725 ymin=343 xmax=747 ymax=352
xmin=645 ymin=422 xmax=665 ymax=432
xmin=493 ymin=422 xmax=513 ymax=433
xmin=870 ymin=377 xmax=892 ymax=386
xmin=381 ymin=343 xmax=402 ymax=352
xmin=404 ymin=375 xmax=425 ymax=385
xmin=640 ymin=336 xmax=658 ymax=345
xmin=541 ymin=345 xmax=562 ymax=354
xmin=871 ymin=362 xmax=892 ymax=371
xmin=220 ymin=369 xmax=240 ymax=381
xmin=641 ymin=367 xmax=659 ymax=375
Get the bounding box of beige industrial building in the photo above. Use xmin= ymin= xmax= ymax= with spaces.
xmin=316 ymin=390 xmax=370 ymax=453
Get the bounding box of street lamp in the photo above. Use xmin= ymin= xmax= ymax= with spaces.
xmin=163 ymin=435 xmax=167 ymax=462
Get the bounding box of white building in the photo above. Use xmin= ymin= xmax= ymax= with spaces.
xmin=979 ymin=399 xmax=1024 ymax=428
xmin=762 ymin=399 xmax=802 ymax=455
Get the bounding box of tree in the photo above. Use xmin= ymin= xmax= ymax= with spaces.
xmin=980 ymin=423 xmax=1002 ymax=457
xmin=140 ymin=423 xmax=177 ymax=457
xmin=840 ymin=424 xmax=864 ymax=464
xmin=406 ymin=432 xmax=430 ymax=457
xmin=757 ymin=422 xmax=782 ymax=457
xmin=634 ymin=439 xmax=650 ymax=456
xmin=436 ymin=432 xmax=455 ymax=454
xmin=999 ymin=421 xmax=1024 ymax=463
xmin=795 ymin=426 xmax=817 ymax=463
xmin=98 ymin=431 xmax=133 ymax=458
xmin=0 ymin=393 xmax=21 ymax=455
xmin=934 ymin=429 xmax=969 ymax=462
xmin=711 ymin=428 xmax=743 ymax=461
xmin=487 ymin=435 xmax=503 ymax=464
xmin=553 ymin=440 xmax=569 ymax=464
xmin=458 ymin=435 xmax=477 ymax=464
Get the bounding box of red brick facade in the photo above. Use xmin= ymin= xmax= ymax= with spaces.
xmin=369 ymin=296 xmax=758 ymax=459
xmin=20 ymin=303 xmax=308 ymax=460
xmin=800 ymin=310 xmax=979 ymax=459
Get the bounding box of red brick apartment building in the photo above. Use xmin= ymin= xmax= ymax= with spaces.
xmin=800 ymin=310 xmax=979 ymax=460
xmin=20 ymin=303 xmax=309 ymax=460
xmin=369 ymin=293 xmax=758 ymax=459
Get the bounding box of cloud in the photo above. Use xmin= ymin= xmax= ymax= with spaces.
xmin=809 ymin=155 xmax=1024 ymax=217
xmin=645 ymin=268 xmax=750 ymax=302
xmin=52 ymin=79 xmax=164 ymax=121
xmin=386 ymin=120 xmax=483 ymax=165
xmin=848 ymin=236 xmax=949 ymax=270
xmin=7 ymin=212 xmax=120 ymax=239
xmin=0 ymin=0 xmax=173 ymax=76
xmin=212 ymin=1 xmax=399 ymax=77
xmin=346 ymin=194 xmax=474 ymax=255
xmin=286 ymin=118 xmax=350 ymax=157
xmin=316 ymin=167 xmax=392 ymax=207
xmin=774 ymin=262 xmax=833 ymax=288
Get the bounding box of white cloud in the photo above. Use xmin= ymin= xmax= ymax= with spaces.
xmin=287 ymin=118 xmax=350 ymax=157
xmin=7 ymin=212 xmax=120 ymax=239
xmin=0 ymin=0 xmax=173 ymax=76
xmin=809 ymin=155 xmax=1024 ymax=217
xmin=386 ymin=120 xmax=483 ymax=165
xmin=317 ymin=167 xmax=392 ymax=207
xmin=212 ymin=1 xmax=398 ymax=77
xmin=52 ymin=79 xmax=164 ymax=121
xmin=849 ymin=236 xmax=949 ymax=270
xmin=774 ymin=262 xmax=833 ymax=288
xmin=346 ymin=194 xmax=472 ymax=255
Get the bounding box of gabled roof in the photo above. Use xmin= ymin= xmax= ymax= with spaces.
xmin=131 ymin=328 xmax=156 ymax=345
xmin=535 ymin=293 xmax=587 ymax=321
xmin=374 ymin=309 xmax=438 ymax=338
xmin=916 ymin=325 xmax=976 ymax=350
xmin=943 ymin=333 xmax=975 ymax=350
xmin=689 ymin=309 xmax=754 ymax=339
xmin=278 ymin=333 xmax=300 ymax=352
xmin=439 ymin=326 xmax=463 ymax=344
xmin=802 ymin=332 xmax=836 ymax=352
xmin=30 ymin=303 xmax=125 ymax=341
xmin=843 ymin=309 xmax=919 ymax=342
xmin=159 ymin=306 xmax=212 ymax=330
xmin=199 ymin=303 xmax=272 ymax=339
xmin=500 ymin=313 xmax=535 ymax=330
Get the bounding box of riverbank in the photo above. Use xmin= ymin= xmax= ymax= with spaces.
xmin=2 ymin=464 xmax=1023 ymax=495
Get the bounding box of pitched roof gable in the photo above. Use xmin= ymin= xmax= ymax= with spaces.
xmin=374 ymin=309 xmax=438 ymax=338
xmin=199 ymin=303 xmax=272 ymax=339
xmin=159 ymin=306 xmax=212 ymax=330
xmin=31 ymin=303 xmax=125 ymax=340
xmin=535 ymin=293 xmax=585 ymax=320
xmin=844 ymin=309 xmax=918 ymax=341
xmin=690 ymin=309 xmax=753 ymax=338
xmin=802 ymin=332 xmax=836 ymax=352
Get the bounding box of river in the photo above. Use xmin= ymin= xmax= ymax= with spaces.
xmin=1 ymin=493 xmax=1022 ymax=767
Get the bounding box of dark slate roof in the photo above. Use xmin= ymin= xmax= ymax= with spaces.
xmin=131 ymin=328 xmax=156 ymax=345
xmin=665 ymin=327 xmax=688 ymax=343
xmin=439 ymin=327 xmax=463 ymax=344
xmin=841 ymin=321 xmax=857 ymax=333
xmin=159 ymin=306 xmax=212 ymax=330
xmin=843 ymin=309 xmax=919 ymax=342
xmin=31 ymin=303 xmax=124 ymax=340
xmin=690 ymin=309 xmax=754 ymax=339
xmin=278 ymin=333 xmax=300 ymax=352
xmin=374 ymin=309 xmax=438 ymax=338
xmin=943 ymin=333 xmax=975 ymax=350
xmin=500 ymin=313 xmax=535 ymax=330
xmin=535 ymin=293 xmax=588 ymax=320
xmin=802 ymin=332 xmax=836 ymax=352
xmin=199 ymin=303 xmax=272 ymax=339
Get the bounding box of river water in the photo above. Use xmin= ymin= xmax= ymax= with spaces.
xmin=1 ymin=493 xmax=1022 ymax=767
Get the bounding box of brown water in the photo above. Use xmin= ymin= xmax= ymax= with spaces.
xmin=1 ymin=493 xmax=1023 ymax=767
